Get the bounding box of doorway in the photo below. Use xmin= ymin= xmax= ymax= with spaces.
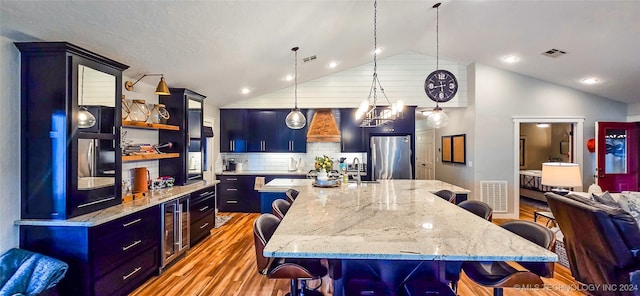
xmin=513 ymin=117 xmax=584 ymax=214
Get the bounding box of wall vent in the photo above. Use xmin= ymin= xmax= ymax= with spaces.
xmin=541 ymin=48 xmax=567 ymax=58
xmin=302 ymin=55 xmax=317 ymax=63
xmin=480 ymin=181 xmax=508 ymax=213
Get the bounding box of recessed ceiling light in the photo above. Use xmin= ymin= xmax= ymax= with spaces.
xmin=241 ymin=88 xmax=250 ymax=94
xmin=373 ymin=48 xmax=382 ymax=55
xmin=581 ymin=77 xmax=600 ymax=85
xmin=329 ymin=61 xmax=338 ymax=68
xmin=503 ymin=55 xmax=519 ymax=63
xmin=284 ymin=75 xmax=294 ymax=81
xmin=537 ymin=123 xmax=550 ymax=128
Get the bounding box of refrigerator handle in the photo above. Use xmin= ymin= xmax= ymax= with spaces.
xmin=371 ymin=142 xmax=376 ymax=181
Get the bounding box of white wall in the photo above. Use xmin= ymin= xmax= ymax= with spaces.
xmin=224 ymin=51 xmax=468 ymax=109
xmin=628 ymin=102 xmax=640 ymax=121
xmin=473 ymin=63 xmax=627 ymax=218
xmin=0 ymin=36 xmax=21 ymax=253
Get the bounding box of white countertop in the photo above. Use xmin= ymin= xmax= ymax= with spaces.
xmin=258 ymin=178 xmax=471 ymax=194
xmin=217 ymin=170 xmax=308 ymax=176
xmin=15 ymin=180 xmax=220 ymax=227
xmin=264 ymin=179 xmax=556 ymax=262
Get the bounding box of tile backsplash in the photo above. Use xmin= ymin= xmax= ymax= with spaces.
xmin=219 ymin=142 xmax=365 ymax=173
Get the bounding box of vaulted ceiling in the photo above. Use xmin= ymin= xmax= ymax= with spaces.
xmin=1 ymin=0 xmax=639 ymax=107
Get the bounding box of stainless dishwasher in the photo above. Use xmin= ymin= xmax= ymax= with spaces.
xmin=160 ymin=195 xmax=190 ymax=272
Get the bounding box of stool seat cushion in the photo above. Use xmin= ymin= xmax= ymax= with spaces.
xmin=267 ymin=258 xmax=328 ymax=280
xmin=462 ymin=261 xmax=543 ymax=287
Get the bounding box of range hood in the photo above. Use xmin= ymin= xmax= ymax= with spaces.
xmin=306 ymin=109 xmax=341 ymax=142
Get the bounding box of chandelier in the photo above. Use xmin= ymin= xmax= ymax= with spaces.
xmin=355 ymin=0 xmax=404 ymax=128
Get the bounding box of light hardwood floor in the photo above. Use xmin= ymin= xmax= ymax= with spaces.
xmin=130 ymin=202 xmax=584 ymax=296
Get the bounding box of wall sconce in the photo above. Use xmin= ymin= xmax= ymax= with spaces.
xmin=124 ymin=74 xmax=170 ymax=95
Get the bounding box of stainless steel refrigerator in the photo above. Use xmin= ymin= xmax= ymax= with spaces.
xmin=370 ymin=135 xmax=413 ymax=180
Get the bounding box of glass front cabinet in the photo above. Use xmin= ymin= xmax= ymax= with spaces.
xmin=16 ymin=42 xmax=129 ymax=219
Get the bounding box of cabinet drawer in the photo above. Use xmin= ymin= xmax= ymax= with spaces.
xmin=218 ymin=195 xmax=260 ymax=213
xmin=94 ymin=246 xmax=158 ymax=296
xmin=191 ymin=196 xmax=215 ymax=222
xmin=218 ymin=183 xmax=254 ymax=194
xmin=190 ymin=214 xmax=215 ymax=246
xmin=217 ymin=175 xmax=254 ymax=186
xmin=93 ymin=223 xmax=158 ymax=276
xmin=193 ymin=186 xmax=216 ymax=202
xmin=92 ymin=206 xmax=158 ymax=241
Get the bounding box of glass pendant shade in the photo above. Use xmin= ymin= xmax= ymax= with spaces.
xmin=78 ymin=107 xmax=96 ymax=128
xmin=285 ymin=108 xmax=306 ymax=129
xmin=426 ymin=107 xmax=448 ymax=129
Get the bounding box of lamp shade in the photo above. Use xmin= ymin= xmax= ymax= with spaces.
xmin=541 ymin=162 xmax=582 ymax=188
xmin=155 ymin=77 xmax=170 ymax=95
xmin=285 ymin=108 xmax=306 ymax=129
xmin=426 ymin=107 xmax=448 ymax=128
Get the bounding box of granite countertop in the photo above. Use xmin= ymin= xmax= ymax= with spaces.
xmin=264 ymin=179 xmax=557 ymax=262
xmin=257 ymin=178 xmax=471 ymax=194
xmin=15 ymin=180 xmax=220 ymax=227
xmin=217 ymin=170 xmax=308 ymax=176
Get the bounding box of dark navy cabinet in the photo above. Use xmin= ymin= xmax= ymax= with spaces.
xmin=20 ymin=206 xmax=160 ymax=296
xmin=189 ymin=185 xmax=216 ymax=246
xmin=159 ymin=88 xmax=206 ymax=185
xmin=220 ymin=109 xmax=307 ymax=153
xmin=340 ymin=109 xmax=367 ymax=152
xmin=15 ymin=42 xmax=128 ymax=220
xmin=220 ymin=109 xmax=248 ymax=152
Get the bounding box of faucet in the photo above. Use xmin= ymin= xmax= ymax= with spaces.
xmin=352 ymin=157 xmax=361 ymax=185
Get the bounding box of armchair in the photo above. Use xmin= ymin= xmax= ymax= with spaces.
xmin=545 ymin=192 xmax=640 ymax=296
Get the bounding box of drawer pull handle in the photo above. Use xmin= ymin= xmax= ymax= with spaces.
xmin=200 ymin=191 xmax=215 ymax=198
xmin=77 ymin=196 xmax=116 ymax=208
xmin=226 ymin=188 xmax=238 ymax=191
xmin=226 ymin=178 xmax=238 ymax=181
xmin=122 ymin=218 xmax=142 ymax=227
xmin=199 ymin=206 xmax=209 ymax=212
xmin=122 ymin=240 xmax=142 ymax=251
xmin=199 ymin=222 xmax=210 ymax=229
xmin=226 ymin=200 xmax=238 ymax=204
xmin=122 ymin=266 xmax=142 ymax=280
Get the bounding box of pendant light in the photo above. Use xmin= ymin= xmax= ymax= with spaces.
xmin=355 ymin=0 xmax=404 ymax=128
xmin=424 ymin=2 xmax=457 ymax=129
xmin=78 ymin=66 xmax=97 ymax=128
xmin=285 ymin=46 xmax=306 ymax=129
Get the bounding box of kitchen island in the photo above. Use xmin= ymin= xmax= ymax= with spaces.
xmin=262 ymin=179 xmax=556 ymax=295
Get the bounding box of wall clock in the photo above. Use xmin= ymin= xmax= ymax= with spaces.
xmin=424 ymin=69 xmax=458 ymax=103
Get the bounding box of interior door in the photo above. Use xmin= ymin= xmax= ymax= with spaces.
xmin=415 ymin=130 xmax=435 ymax=180
xmin=596 ymin=122 xmax=639 ymax=192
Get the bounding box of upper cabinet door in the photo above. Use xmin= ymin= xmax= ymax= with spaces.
xmin=276 ymin=109 xmax=307 ymax=152
xmin=220 ymin=109 xmax=248 ymax=152
xmin=595 ymin=122 xmax=639 ymax=192
xmin=247 ymin=110 xmax=278 ymax=152
xmin=340 ymin=109 xmax=366 ymax=152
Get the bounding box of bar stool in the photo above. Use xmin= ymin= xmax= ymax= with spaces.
xmin=253 ymin=213 xmax=326 ymax=296
xmin=443 ymin=200 xmax=493 ymax=293
xmin=434 ymin=190 xmax=456 ymax=204
xmin=462 ymin=220 xmax=556 ymax=296
xmin=272 ymin=199 xmax=291 ymax=220
xmin=458 ymin=200 xmax=493 ymax=221
xmin=286 ymin=188 xmax=300 ymax=204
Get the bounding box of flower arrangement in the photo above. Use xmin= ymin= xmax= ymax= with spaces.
xmin=315 ymin=155 xmax=333 ymax=172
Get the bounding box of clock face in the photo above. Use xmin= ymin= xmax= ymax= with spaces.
xmin=424 ymin=70 xmax=458 ymax=103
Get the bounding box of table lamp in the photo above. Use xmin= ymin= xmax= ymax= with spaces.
xmin=541 ymin=162 xmax=582 ymax=195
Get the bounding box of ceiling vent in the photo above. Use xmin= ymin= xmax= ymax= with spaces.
xmin=302 ymin=55 xmax=317 ymax=63
xmin=541 ymin=48 xmax=567 ymax=58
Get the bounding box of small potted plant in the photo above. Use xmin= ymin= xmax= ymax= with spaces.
xmin=315 ymin=155 xmax=333 ymax=181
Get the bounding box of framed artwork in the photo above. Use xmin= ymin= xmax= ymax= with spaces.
xmin=441 ymin=136 xmax=452 ymax=162
xmin=452 ymin=134 xmax=466 ymax=164
xmin=520 ymin=137 xmax=526 ymax=167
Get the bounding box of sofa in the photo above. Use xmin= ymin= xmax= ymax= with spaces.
xmin=545 ymin=192 xmax=640 ymax=296
xmin=0 ymin=248 xmax=68 ymax=296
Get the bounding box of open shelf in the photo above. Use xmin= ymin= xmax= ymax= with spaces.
xmin=122 ymin=153 xmax=180 ymax=162
xmin=122 ymin=120 xmax=180 ymax=131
